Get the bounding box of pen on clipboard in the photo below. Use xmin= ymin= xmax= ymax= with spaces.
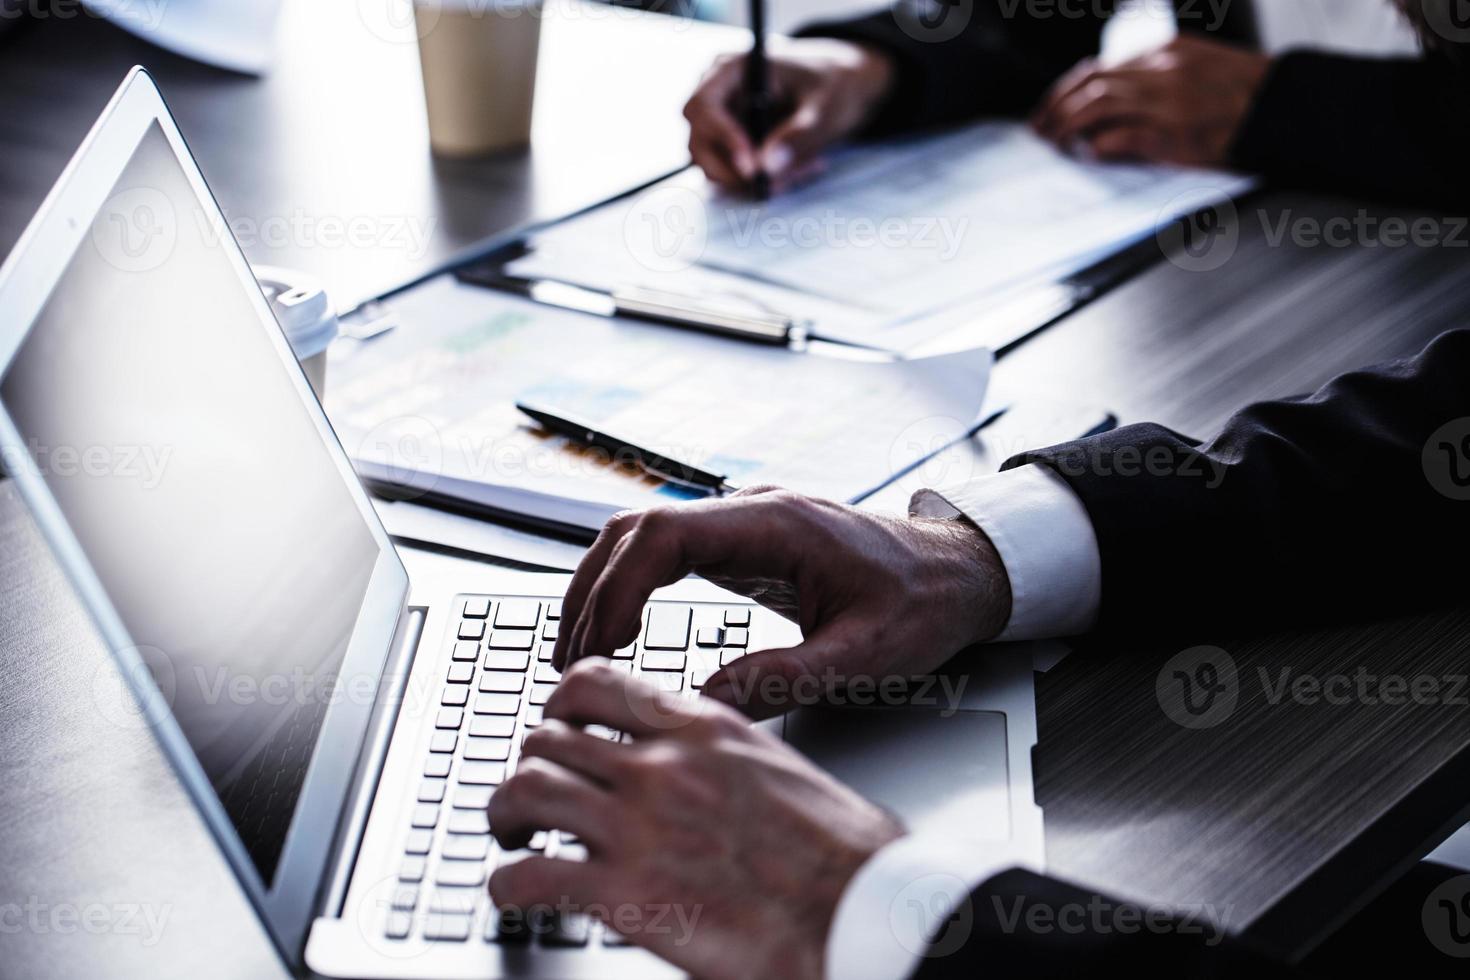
xmin=745 ymin=0 xmax=772 ymax=199
xmin=517 ymin=401 xmax=741 ymax=495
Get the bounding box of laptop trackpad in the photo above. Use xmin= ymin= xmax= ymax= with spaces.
xmin=781 ymin=706 xmax=1013 ymax=840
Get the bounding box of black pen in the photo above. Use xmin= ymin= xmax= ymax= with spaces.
xmin=745 ymin=0 xmax=771 ymax=199
xmin=516 ymin=401 xmax=738 ymax=494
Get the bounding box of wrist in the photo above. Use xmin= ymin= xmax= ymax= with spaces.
xmin=917 ymin=515 xmax=1013 ymax=646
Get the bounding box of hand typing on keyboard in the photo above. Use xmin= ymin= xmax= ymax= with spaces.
xmin=488 ymin=661 xmax=904 ymax=980
xmin=552 ymin=486 xmax=1012 ymax=718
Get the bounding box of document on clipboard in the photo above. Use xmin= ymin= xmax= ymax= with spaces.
xmin=326 ymin=276 xmax=992 ymax=536
xmin=503 ymin=122 xmax=1255 ymax=352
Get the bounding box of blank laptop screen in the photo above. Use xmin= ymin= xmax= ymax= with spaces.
xmin=1 ymin=122 xmax=379 ymax=886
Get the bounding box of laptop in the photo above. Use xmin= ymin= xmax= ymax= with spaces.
xmin=0 ymin=69 xmax=1044 ymax=978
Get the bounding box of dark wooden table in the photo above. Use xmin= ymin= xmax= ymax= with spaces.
xmin=5 ymin=7 xmax=1470 ymax=976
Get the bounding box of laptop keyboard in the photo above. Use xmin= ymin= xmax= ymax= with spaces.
xmin=382 ymin=594 xmax=756 ymax=948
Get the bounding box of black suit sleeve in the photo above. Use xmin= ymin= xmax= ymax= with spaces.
xmin=1230 ymin=51 xmax=1470 ymax=209
xmin=795 ymin=2 xmax=1117 ymax=135
xmin=911 ymin=869 xmax=1295 ymax=979
xmin=1002 ymin=327 xmax=1470 ymax=637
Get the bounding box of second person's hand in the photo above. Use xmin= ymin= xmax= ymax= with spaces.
xmin=682 ymin=38 xmax=895 ymax=194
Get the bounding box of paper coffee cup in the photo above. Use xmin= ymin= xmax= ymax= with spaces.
xmin=415 ymin=0 xmax=543 ymax=157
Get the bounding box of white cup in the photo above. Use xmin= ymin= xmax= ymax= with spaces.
xmin=414 ymin=0 xmax=544 ymax=157
xmin=254 ymin=266 xmax=339 ymax=399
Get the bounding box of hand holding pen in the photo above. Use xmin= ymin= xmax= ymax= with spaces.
xmin=681 ymin=38 xmax=896 ymax=195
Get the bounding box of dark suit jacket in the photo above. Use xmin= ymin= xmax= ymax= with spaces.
xmin=799 ymin=0 xmax=1470 ymax=208
xmin=907 ymin=328 xmax=1470 ymax=976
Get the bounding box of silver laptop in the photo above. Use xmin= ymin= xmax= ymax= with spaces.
xmin=0 ymin=69 xmax=1044 ymax=978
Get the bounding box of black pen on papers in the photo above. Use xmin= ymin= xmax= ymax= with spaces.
xmin=745 ymin=0 xmax=772 ymax=199
xmin=516 ymin=401 xmax=739 ymax=495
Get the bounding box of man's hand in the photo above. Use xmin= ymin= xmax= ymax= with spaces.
xmin=683 ymin=39 xmax=895 ymax=193
xmin=552 ymin=486 xmax=1012 ymax=718
xmin=1032 ymin=36 xmax=1271 ymax=167
xmin=488 ymin=663 xmax=905 ymax=980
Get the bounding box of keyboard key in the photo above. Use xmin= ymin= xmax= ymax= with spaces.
xmin=542 ymin=621 xmax=560 ymax=641
xmin=436 ymin=863 xmax=486 ymax=887
xmin=543 ymin=913 xmax=592 ymax=947
xmin=478 ymin=672 xmax=525 ymax=694
xmin=410 ymin=804 xmax=439 ymax=829
xmin=469 ymin=715 xmax=515 ymax=739
xmin=459 ymin=761 xmax=507 ymax=785
xmin=404 ymin=829 xmax=433 ymax=855
xmin=546 ymin=600 xmax=562 ymax=620
xmin=446 ymin=661 xmax=474 ymax=684
xmin=429 ymin=887 xmax=480 ymax=915
xmin=391 ymin=884 xmax=418 ymax=911
xmin=556 ymin=841 xmax=588 ymax=863
xmin=452 ymin=641 xmax=480 ymax=662
xmin=423 ymin=914 xmax=472 ymax=941
xmin=720 ymin=649 xmax=745 ymax=667
xmin=612 ymin=644 xmax=636 ymax=660
xmin=418 ymin=778 xmax=446 ymax=803
xmin=640 ymin=651 xmax=686 ymax=672
xmin=724 ymin=627 xmax=749 ymax=648
xmin=487 ymin=629 xmax=535 ymax=651
xmin=607 ymin=660 xmax=634 ymax=676
xmin=528 ymin=831 xmax=549 ymax=852
xmin=483 ymin=651 xmax=530 ymax=672
xmin=724 ymin=607 xmax=751 ymax=627
xmin=586 ymin=725 xmax=620 ymax=741
xmin=473 ymin=693 xmax=521 ymax=715
xmin=399 ymin=855 xmax=426 ymax=882
xmin=691 ymin=668 xmax=713 ymax=689
xmin=603 ymin=928 xmax=632 ymax=947
xmin=442 ymin=834 xmax=490 ymax=861
xmin=462 ymin=597 xmax=491 ymax=619
xmin=424 ymin=755 xmax=452 ymax=778
xmin=647 ymin=673 xmax=683 ymax=693
xmin=644 ymin=605 xmax=692 ymax=650
xmin=465 ymin=737 xmax=513 ymax=762
xmin=453 ymin=785 xmax=494 ymax=810
xmin=533 ymin=663 xmax=561 ymax=684
xmin=524 ymin=705 xmax=545 ymax=727
xmin=441 ymin=686 xmax=469 ymax=708
xmin=495 ymin=599 xmax=541 ymax=629
xmin=430 ymin=731 xmax=458 ymax=753
xmin=436 ymin=708 xmax=464 ymax=730
xmin=696 ymin=627 xmax=723 ymax=648
xmin=529 ymin=684 xmax=556 ymax=705
xmin=385 ymin=911 xmax=411 ymax=940
xmin=458 ymin=620 xmax=486 ymax=641
xmin=447 ymin=808 xmax=490 ymax=834
xmin=537 ymin=642 xmax=556 ymax=663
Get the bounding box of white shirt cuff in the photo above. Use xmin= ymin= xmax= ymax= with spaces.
xmin=825 ymin=834 xmax=1041 ymax=980
xmin=911 ymin=463 xmax=1102 ymax=641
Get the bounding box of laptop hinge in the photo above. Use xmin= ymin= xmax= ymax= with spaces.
xmin=317 ymin=605 xmax=426 ymax=920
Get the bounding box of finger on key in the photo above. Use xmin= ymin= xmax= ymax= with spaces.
xmin=488 ymin=757 xmax=617 ymax=852
xmin=554 ymin=512 xmax=639 ymax=669
xmin=547 ymin=661 xmax=714 ymax=738
xmin=519 ymin=719 xmax=633 ymax=787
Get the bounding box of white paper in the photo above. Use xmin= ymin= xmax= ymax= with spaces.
xmin=511 ymin=122 xmax=1255 ymax=352
xmin=327 ymin=276 xmax=992 ymax=518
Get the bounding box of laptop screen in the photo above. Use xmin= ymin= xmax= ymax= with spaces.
xmin=0 ymin=122 xmax=379 ymax=887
